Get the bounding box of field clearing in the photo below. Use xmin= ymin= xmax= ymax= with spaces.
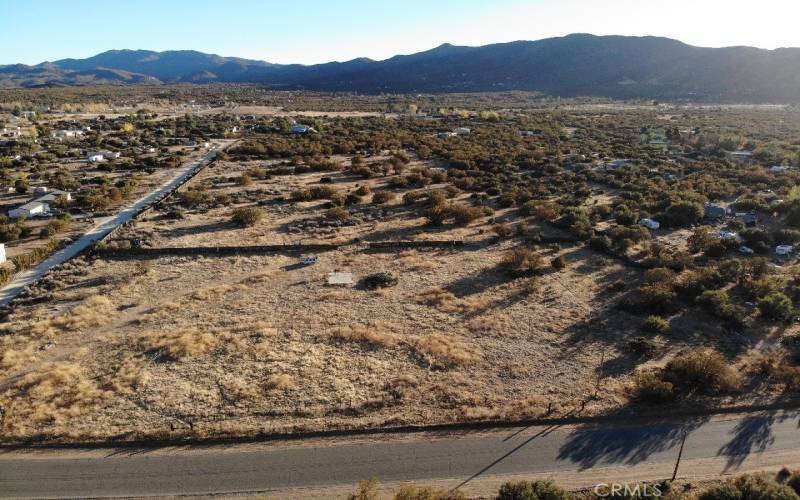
xmin=1 ymin=152 xmax=791 ymax=443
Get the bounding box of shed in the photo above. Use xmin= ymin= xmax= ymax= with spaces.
xmin=327 ymin=271 xmax=353 ymax=286
xmin=87 ymin=153 xmax=104 ymax=162
xmin=0 ymin=243 xmax=5 ymax=264
xmin=776 ymin=245 xmax=794 ymax=256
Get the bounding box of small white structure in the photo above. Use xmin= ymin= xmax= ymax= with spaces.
xmin=770 ymin=165 xmax=790 ymax=174
xmin=639 ymin=218 xmax=660 ymax=230
xmin=437 ymin=131 xmax=456 ymax=138
xmin=327 ymin=271 xmax=353 ymax=286
xmin=739 ymin=246 xmax=755 ymax=255
xmin=300 ymin=255 xmax=319 ymax=265
xmin=9 ymin=201 xmax=48 ymax=219
xmin=454 ymin=127 xmax=471 ymax=135
xmin=776 ymin=245 xmax=794 ymax=256
xmin=0 ymin=243 xmax=5 ymax=264
xmin=719 ymin=231 xmax=744 ymax=243
xmin=87 ymin=153 xmax=104 ymax=162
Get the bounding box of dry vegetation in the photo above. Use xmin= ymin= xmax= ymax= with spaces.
xmin=3 ymin=94 xmax=800 ymax=443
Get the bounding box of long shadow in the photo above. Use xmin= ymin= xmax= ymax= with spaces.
xmin=444 ymin=265 xmax=511 ymax=298
xmin=454 ymin=424 xmax=562 ymax=490
xmin=158 ymin=220 xmax=233 ymax=238
xmin=716 ymin=410 xmax=800 ymax=472
xmin=557 ymin=415 xmax=708 ymax=470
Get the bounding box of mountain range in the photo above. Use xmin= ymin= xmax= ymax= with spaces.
xmin=2 ymin=34 xmax=800 ymax=102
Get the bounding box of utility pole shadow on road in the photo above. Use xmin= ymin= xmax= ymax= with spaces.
xmin=453 ymin=424 xmax=562 ymax=491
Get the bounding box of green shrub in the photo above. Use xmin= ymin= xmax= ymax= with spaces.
xmin=628 ymin=335 xmax=659 ymax=356
xmin=551 ymin=255 xmax=566 ymax=270
xmin=448 ymin=203 xmax=483 ymax=224
xmin=493 ymin=223 xmax=513 ymax=238
xmin=231 ymin=207 xmax=264 ymax=227
xmin=699 ymin=473 xmax=800 ymax=500
xmin=632 ymin=373 xmax=675 ymax=403
xmin=644 ymin=267 xmax=676 ymax=284
xmin=589 ymin=235 xmax=612 ymax=253
xmin=757 ymin=292 xmax=795 ymax=322
xmin=372 ymin=191 xmax=397 ymax=204
xmin=697 ymin=289 xmax=747 ymax=326
xmin=361 ymin=272 xmax=398 ymax=289
xmin=501 ymin=248 xmax=544 ymax=277
xmin=497 ymin=480 xmax=570 ymax=500
xmin=664 ymin=350 xmax=742 ymax=395
xmin=325 ymin=206 xmax=351 ymax=221
xmin=642 ymin=315 xmax=669 ymax=333
xmin=393 ymin=484 xmax=466 ymax=500
xmin=618 ymin=284 xmax=679 ymax=315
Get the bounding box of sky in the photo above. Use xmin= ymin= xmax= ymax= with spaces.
xmin=3 ymin=0 xmax=800 ymax=65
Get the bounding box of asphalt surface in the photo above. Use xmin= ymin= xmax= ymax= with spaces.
xmin=0 ymin=146 xmax=223 ymax=307
xmin=2 ymin=412 xmax=800 ymax=498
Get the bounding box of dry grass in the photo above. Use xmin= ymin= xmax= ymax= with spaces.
xmin=27 ymin=295 xmax=114 ymax=337
xmin=264 ymin=374 xmax=296 ymax=392
xmin=416 ymin=287 xmax=490 ymax=315
xmin=331 ymin=324 xmax=400 ymax=348
xmin=2 ymin=362 xmax=112 ymax=435
xmin=139 ymin=328 xmax=222 ymax=359
xmin=413 ymin=335 xmax=480 ymax=369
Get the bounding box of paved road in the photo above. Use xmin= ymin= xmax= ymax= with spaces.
xmin=2 ymin=412 xmax=800 ymax=498
xmin=0 ymin=145 xmax=226 ymax=307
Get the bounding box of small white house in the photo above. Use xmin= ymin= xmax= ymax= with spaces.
xmin=9 ymin=201 xmax=48 ymax=219
xmin=454 ymin=127 xmax=471 ymax=135
xmin=776 ymin=245 xmax=794 ymax=256
xmin=87 ymin=153 xmax=104 ymax=162
xmin=639 ymin=218 xmax=660 ymax=230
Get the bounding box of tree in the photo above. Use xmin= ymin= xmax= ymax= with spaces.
xmin=14 ymin=177 xmax=28 ymax=194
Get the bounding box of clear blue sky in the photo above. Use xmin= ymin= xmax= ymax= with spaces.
xmin=3 ymin=0 xmax=799 ymax=65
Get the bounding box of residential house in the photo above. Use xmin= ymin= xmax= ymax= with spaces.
xmin=87 ymin=153 xmax=104 ymax=162
xmin=52 ymin=129 xmax=84 ymax=140
xmin=9 ymin=201 xmax=48 ymax=219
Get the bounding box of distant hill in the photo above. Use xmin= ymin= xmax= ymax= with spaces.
xmin=2 ymin=34 xmax=800 ymax=102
